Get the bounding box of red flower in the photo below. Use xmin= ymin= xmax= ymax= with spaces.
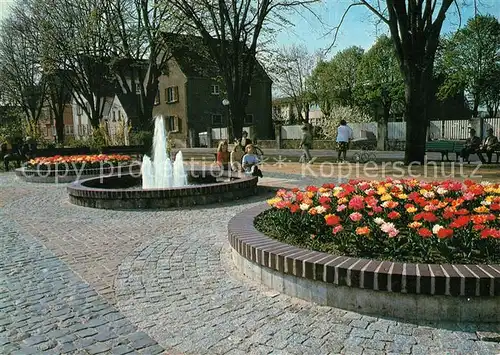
xmin=449 ymin=216 xmax=470 ymax=229
xmin=491 ymin=203 xmax=500 ymax=211
xmin=306 ymin=186 xmax=318 ymax=193
xmin=318 ymin=196 xmax=331 ymax=205
xmin=473 ymin=224 xmax=486 ymax=231
xmin=325 ymin=214 xmax=341 ymax=226
xmin=418 ymin=228 xmax=433 ymax=238
xmin=289 ymin=204 xmax=300 ymax=213
xmin=387 ymin=211 xmax=400 ymax=220
xmin=437 ymin=228 xmax=453 ymax=239
xmin=348 ymin=196 xmax=365 ymax=210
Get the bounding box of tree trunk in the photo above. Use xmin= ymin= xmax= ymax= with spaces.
xmin=231 ymin=104 xmax=245 ymax=141
xmin=404 ymin=75 xmax=429 ymax=164
xmin=54 ymin=112 xmax=65 ymax=144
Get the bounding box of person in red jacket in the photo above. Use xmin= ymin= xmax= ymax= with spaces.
xmin=216 ymin=140 xmax=230 ymax=170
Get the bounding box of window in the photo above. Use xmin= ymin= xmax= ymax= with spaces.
xmin=248 ymin=86 xmax=252 ymax=96
xmin=166 ymin=86 xmax=179 ymax=103
xmin=211 ymin=84 xmax=220 ymax=95
xmin=112 ymin=111 xmax=116 ymax=122
xmin=65 ymin=125 xmax=74 ymax=135
xmin=211 ymin=114 xmax=222 ymax=125
xmin=166 ymin=116 xmax=180 ymax=132
xmin=244 ymin=114 xmax=254 ymax=125
xmin=76 ymin=105 xmax=82 ymax=115
xmin=118 ymin=111 xmax=122 ymax=121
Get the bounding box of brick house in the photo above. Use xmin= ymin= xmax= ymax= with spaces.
xmin=153 ymin=34 xmax=273 ymax=148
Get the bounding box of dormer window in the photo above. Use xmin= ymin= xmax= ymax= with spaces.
xmin=211 ymin=85 xmax=220 ymax=95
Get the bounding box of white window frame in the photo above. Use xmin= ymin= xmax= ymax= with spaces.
xmin=166 ymin=116 xmax=180 ymax=132
xmin=211 ymin=84 xmax=220 ymax=95
xmin=248 ymin=86 xmax=252 ymax=96
xmin=166 ymin=86 xmax=178 ymax=103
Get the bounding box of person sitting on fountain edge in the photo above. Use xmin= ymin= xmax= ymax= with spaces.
xmin=216 ymin=140 xmax=230 ymax=170
xmin=230 ymin=140 xmax=244 ymax=172
xmin=242 ymin=144 xmax=263 ymax=177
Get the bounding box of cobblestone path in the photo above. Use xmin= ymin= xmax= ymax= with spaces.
xmin=1 ymin=173 xmax=500 ymax=354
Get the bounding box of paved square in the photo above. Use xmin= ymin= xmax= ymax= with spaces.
xmin=1 ymin=172 xmax=500 ymax=354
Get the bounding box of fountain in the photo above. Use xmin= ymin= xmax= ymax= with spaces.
xmin=66 ymin=116 xmax=259 ymax=210
xmin=141 ymin=116 xmax=187 ymax=189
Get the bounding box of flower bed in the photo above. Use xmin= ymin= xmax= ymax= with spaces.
xmin=256 ymin=179 xmax=500 ymax=264
xmin=27 ymin=154 xmax=132 ymax=170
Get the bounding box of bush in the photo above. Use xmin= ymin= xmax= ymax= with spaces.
xmin=256 ymin=179 xmax=500 ymax=264
xmin=129 ymin=130 xmax=153 ymax=149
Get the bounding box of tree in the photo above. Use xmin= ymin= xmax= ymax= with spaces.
xmin=356 ymin=35 xmax=404 ymax=150
xmin=307 ymin=46 xmax=364 ymax=120
xmin=0 ymin=3 xmax=47 ymax=138
xmin=168 ymin=0 xmax=318 ymax=140
xmin=45 ymin=70 xmax=72 ymax=143
xmin=103 ymin=0 xmax=184 ymax=131
xmin=271 ymin=45 xmax=317 ymax=124
xmin=338 ymin=0 xmax=456 ymax=164
xmin=437 ymin=15 xmax=500 ymax=118
xmin=34 ymin=0 xmax=114 ymax=129
xmin=328 ymin=46 xmax=364 ymax=107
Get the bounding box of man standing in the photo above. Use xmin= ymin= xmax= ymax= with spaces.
xmin=299 ymin=125 xmax=313 ymax=164
xmin=336 ymin=120 xmax=353 ymax=162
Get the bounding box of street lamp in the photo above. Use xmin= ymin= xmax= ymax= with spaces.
xmin=222 ymin=99 xmax=231 ymax=140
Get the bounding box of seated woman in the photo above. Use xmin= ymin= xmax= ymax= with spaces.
xmin=216 ymin=140 xmax=230 ymax=170
xmin=230 ymin=141 xmax=244 ymax=172
xmin=242 ymin=144 xmax=263 ymax=177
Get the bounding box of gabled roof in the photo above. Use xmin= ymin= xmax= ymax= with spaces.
xmin=162 ymin=33 xmax=271 ymax=82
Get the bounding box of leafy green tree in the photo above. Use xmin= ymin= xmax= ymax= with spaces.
xmin=307 ymin=46 xmax=364 ymax=121
xmin=356 ymin=35 xmax=404 ymax=149
xmin=437 ymin=15 xmax=500 ymax=117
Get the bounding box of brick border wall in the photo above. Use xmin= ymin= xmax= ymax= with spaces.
xmin=228 ymin=204 xmax=500 ymax=298
xmin=67 ymin=171 xmax=259 ymax=209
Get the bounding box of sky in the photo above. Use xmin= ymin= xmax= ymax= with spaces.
xmin=276 ymin=0 xmax=500 ymax=58
xmin=0 ymin=0 xmax=498 ymax=57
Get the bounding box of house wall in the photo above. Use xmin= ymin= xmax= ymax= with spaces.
xmin=154 ymin=59 xmax=189 ymax=147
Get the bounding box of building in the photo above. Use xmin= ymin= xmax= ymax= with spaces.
xmin=153 ymin=34 xmax=273 ymax=148
xmin=272 ymin=97 xmax=324 ymax=126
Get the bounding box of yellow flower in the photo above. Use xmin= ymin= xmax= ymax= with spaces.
xmin=397 ymin=193 xmax=408 ymax=199
xmin=474 ymin=206 xmax=490 ymax=213
xmin=267 ymin=197 xmax=281 ymax=206
xmin=306 ymin=191 xmax=315 ymax=199
xmin=338 ymin=197 xmax=348 ymax=205
xmin=377 ymin=187 xmax=387 ymax=195
xmin=381 ymin=194 xmax=392 ymax=201
xmin=406 ymin=207 xmax=417 ymax=213
xmin=408 ymin=221 xmax=422 ymax=229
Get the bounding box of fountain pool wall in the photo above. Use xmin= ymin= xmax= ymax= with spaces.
xmin=67 ymin=170 xmax=258 ymax=210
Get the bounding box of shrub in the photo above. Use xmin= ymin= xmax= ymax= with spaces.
xmin=256 ymin=179 xmax=500 ymax=264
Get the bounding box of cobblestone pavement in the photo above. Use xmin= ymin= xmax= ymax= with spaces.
xmin=2 ymin=172 xmax=500 ymax=354
xmin=0 ymin=216 xmax=163 ymax=354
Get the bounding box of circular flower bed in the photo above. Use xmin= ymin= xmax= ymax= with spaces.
xmin=27 ymin=154 xmax=132 ymax=170
xmin=256 ymin=179 xmax=500 ymax=264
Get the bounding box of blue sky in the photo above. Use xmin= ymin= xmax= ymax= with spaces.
xmin=276 ymin=0 xmax=500 ymax=58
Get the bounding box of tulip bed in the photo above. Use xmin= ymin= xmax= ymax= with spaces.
xmin=256 ymin=179 xmax=500 ymax=264
xmin=27 ymin=154 xmax=132 ymax=170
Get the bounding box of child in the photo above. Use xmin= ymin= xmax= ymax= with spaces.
xmin=242 ymin=144 xmax=263 ymax=177
xmin=216 ymin=140 xmax=229 ymax=170
xmin=230 ymin=141 xmax=244 ymax=172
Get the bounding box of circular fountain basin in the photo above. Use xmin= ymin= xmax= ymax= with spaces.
xmin=67 ymin=169 xmax=258 ymax=209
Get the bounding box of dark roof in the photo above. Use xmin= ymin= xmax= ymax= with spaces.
xmin=162 ymin=33 xmax=271 ymax=82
